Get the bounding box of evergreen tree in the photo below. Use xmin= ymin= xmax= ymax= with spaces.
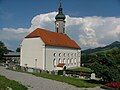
xmin=0 ymin=41 xmax=8 ymax=60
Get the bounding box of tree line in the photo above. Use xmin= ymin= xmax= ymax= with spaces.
xmin=82 ymin=47 xmax=120 ymax=82
xmin=0 ymin=41 xmax=8 ymax=60
xmin=0 ymin=41 xmax=20 ymax=61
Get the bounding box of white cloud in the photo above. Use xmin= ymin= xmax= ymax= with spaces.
xmin=66 ymin=16 xmax=120 ymax=49
xmin=0 ymin=28 xmax=29 ymax=50
xmin=30 ymin=12 xmax=56 ymax=31
xmin=0 ymin=28 xmax=28 ymax=40
xmin=0 ymin=12 xmax=120 ymax=50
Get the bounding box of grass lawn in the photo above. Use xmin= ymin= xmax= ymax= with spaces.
xmin=67 ymin=67 xmax=94 ymax=73
xmin=29 ymin=72 xmax=99 ymax=88
xmin=0 ymin=75 xmax=27 ymax=90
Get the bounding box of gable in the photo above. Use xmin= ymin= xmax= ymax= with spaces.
xmin=25 ymin=28 xmax=80 ymax=49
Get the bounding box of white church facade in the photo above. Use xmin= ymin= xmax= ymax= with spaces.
xmin=20 ymin=2 xmax=81 ymax=71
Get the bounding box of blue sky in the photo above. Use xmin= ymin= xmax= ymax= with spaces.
xmin=0 ymin=0 xmax=120 ymax=50
xmin=1 ymin=0 xmax=120 ymax=28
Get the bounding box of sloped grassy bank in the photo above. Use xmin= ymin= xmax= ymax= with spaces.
xmin=0 ymin=75 xmax=27 ymax=90
xmin=8 ymin=68 xmax=99 ymax=88
xmin=29 ymin=72 xmax=98 ymax=88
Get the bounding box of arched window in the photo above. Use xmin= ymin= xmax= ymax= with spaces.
xmin=67 ymin=58 xmax=69 ymax=64
xmin=63 ymin=58 xmax=65 ymax=63
xmin=58 ymin=58 xmax=62 ymax=63
xmin=68 ymin=53 xmax=70 ymax=57
xmin=71 ymin=53 xmax=73 ymax=57
xmin=71 ymin=58 xmax=73 ymax=64
xmin=59 ymin=53 xmax=62 ymax=57
xmin=53 ymin=53 xmax=56 ymax=57
xmin=53 ymin=59 xmax=56 ymax=67
xmin=63 ymin=53 xmax=66 ymax=57
xmin=69 ymin=59 xmax=72 ymax=64
xmin=74 ymin=58 xmax=77 ymax=65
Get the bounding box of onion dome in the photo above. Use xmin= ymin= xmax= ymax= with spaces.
xmin=55 ymin=2 xmax=66 ymax=20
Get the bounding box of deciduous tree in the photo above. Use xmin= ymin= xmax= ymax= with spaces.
xmin=91 ymin=53 xmax=120 ymax=82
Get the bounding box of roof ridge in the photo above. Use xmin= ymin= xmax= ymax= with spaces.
xmin=25 ymin=28 xmax=80 ymax=49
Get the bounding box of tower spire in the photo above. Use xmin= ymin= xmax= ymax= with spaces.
xmin=59 ymin=0 xmax=62 ymax=14
xmin=55 ymin=0 xmax=66 ymax=34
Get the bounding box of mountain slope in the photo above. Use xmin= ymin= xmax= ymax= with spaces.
xmin=81 ymin=41 xmax=120 ymax=66
xmin=82 ymin=41 xmax=120 ymax=54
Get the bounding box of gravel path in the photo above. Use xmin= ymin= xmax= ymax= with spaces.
xmin=0 ymin=67 xmax=104 ymax=90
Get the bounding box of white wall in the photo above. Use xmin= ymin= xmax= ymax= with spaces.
xmin=20 ymin=37 xmax=45 ymax=69
xmin=55 ymin=20 xmax=65 ymax=33
xmin=20 ymin=37 xmax=81 ymax=71
xmin=45 ymin=46 xmax=81 ymax=71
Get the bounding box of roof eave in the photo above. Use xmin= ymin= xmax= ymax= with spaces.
xmin=45 ymin=44 xmax=80 ymax=49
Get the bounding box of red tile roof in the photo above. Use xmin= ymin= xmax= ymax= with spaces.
xmin=25 ymin=28 xmax=80 ymax=49
xmin=57 ymin=63 xmax=65 ymax=67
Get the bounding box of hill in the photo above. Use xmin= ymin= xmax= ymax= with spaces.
xmin=81 ymin=41 xmax=120 ymax=66
xmin=82 ymin=41 xmax=120 ymax=54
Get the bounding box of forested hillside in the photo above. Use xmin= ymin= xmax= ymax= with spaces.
xmin=82 ymin=41 xmax=120 ymax=67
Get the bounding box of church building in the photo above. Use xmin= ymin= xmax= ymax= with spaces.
xmin=20 ymin=2 xmax=81 ymax=71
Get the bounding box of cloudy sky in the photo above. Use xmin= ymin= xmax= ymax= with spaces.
xmin=0 ymin=0 xmax=120 ymax=51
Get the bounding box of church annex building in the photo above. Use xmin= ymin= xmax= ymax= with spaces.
xmin=20 ymin=2 xmax=81 ymax=71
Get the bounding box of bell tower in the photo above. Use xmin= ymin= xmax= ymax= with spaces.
xmin=55 ymin=1 xmax=66 ymax=34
